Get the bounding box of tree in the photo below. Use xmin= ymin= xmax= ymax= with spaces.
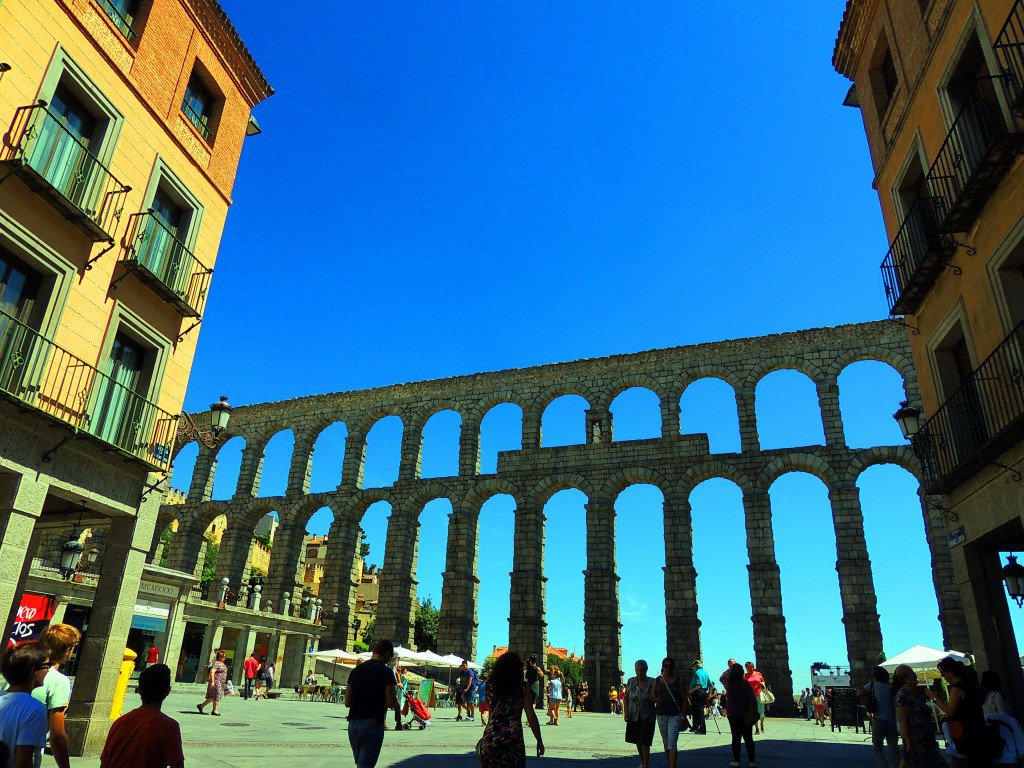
xmin=481 ymin=655 xmax=497 ymax=680
xmin=157 ymin=526 xmax=173 ymax=568
xmin=548 ymin=653 xmax=583 ymax=691
xmin=359 ymin=527 xmax=370 ymax=559
xmin=361 ymin=618 xmax=375 ymax=645
xmin=414 ymin=597 xmax=439 ymax=651
xmin=199 ymin=536 xmax=219 ymax=585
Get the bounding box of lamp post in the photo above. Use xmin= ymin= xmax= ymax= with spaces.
xmin=59 ymin=538 xmax=83 ymax=580
xmin=1003 ymin=555 xmax=1024 ymax=607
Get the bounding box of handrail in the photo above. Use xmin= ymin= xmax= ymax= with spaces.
xmin=994 ymin=0 xmax=1024 ymax=107
xmin=123 ymin=211 xmax=212 ymax=316
xmin=879 ymin=196 xmax=953 ymax=314
xmin=0 ymin=307 xmax=177 ymax=470
xmin=1 ymin=101 xmax=131 ymax=239
xmin=181 ymin=101 xmax=211 ymax=140
xmin=917 ymin=317 xmax=1024 ymax=491
xmin=93 ymin=0 xmax=136 ymax=39
xmin=925 ymin=75 xmax=1017 ymax=231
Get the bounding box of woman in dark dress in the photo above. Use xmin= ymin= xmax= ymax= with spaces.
xmin=723 ymin=663 xmax=757 ymax=768
xmin=893 ymin=664 xmax=944 ymax=768
xmin=479 ymin=652 xmax=544 ymax=767
xmin=927 ymin=657 xmax=988 ymax=768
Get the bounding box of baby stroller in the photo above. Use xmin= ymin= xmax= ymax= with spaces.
xmin=402 ymin=692 xmax=433 ymax=729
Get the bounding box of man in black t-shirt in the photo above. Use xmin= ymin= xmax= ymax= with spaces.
xmin=344 ymin=640 xmax=398 ymax=768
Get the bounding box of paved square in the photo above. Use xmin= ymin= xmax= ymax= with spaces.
xmin=46 ymin=691 xmax=888 ymax=767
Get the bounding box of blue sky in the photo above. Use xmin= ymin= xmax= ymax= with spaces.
xmin=170 ymin=2 xmax=1024 ymax=687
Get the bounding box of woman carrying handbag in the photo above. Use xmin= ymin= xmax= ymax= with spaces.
xmin=650 ymin=658 xmax=687 ymax=768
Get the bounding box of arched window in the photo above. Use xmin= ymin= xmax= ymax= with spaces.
xmin=479 ymin=403 xmax=523 ymax=474
xmin=258 ymin=430 xmax=294 ymax=497
xmin=476 ymin=494 xmax=516 ymax=654
xmin=609 ymin=387 xmax=661 ymax=441
xmin=170 ymin=441 xmax=199 ymax=496
xmin=361 ymin=416 xmax=403 ymax=489
xmin=615 ymin=484 xmax=666 ymax=660
xmin=542 ymin=488 xmax=588 ymax=655
xmin=310 ymin=422 xmax=348 ymax=492
xmin=420 ymin=411 xmax=462 ymax=479
xmin=679 ymin=378 xmax=741 ymax=453
xmin=755 ymin=371 xmax=825 ymax=449
xmin=416 ymin=498 xmax=452 ymax=601
xmin=211 ymin=436 xmax=244 ymax=500
xmin=837 ymin=361 xmax=907 ymax=448
xmin=541 ymin=395 xmax=588 ymax=447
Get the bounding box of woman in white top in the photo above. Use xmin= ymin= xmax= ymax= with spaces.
xmin=546 ymin=668 xmax=563 ymax=725
xmin=980 ymin=670 xmax=1010 ymax=717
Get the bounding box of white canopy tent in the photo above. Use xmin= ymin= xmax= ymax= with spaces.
xmin=439 ymin=653 xmax=483 ymax=670
xmin=879 ymin=645 xmax=968 ymax=672
xmin=310 ymin=648 xmax=362 ymax=663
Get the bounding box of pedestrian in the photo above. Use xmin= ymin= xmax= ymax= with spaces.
xmin=145 ymin=644 xmax=160 ymax=669
xmin=100 ymin=664 xmax=184 ymax=768
xmin=812 ymin=685 xmax=825 ymax=726
xmin=893 ymin=665 xmax=943 ymax=768
xmin=609 ymin=685 xmax=619 ymax=715
xmin=264 ymin=660 xmax=275 ymax=694
xmin=857 ymin=665 xmax=899 ymax=768
xmin=927 ymin=656 xmax=992 ymax=768
xmin=253 ymin=656 xmax=267 ymax=701
xmin=196 ymin=650 xmax=228 ymax=716
xmin=477 ymin=675 xmax=489 ymax=727
xmin=305 ymin=669 xmax=318 ymax=685
xmin=688 ymin=659 xmax=710 ymax=735
xmin=455 ymin=660 xmax=473 ymax=722
xmin=34 ymin=623 xmax=80 ymax=768
xmin=651 ymin=657 xmax=686 ymax=768
xmin=744 ymin=661 xmax=767 ymax=734
xmin=619 ymin=684 xmax=626 ymax=715
xmin=393 ymin=664 xmax=409 ymax=730
xmin=624 ymin=660 xmax=656 ymax=768
xmin=0 ymin=644 xmax=49 ymax=768
xmin=525 ymin=654 xmax=545 ymax=711
xmin=344 ymin=640 xmax=399 ymax=768
xmin=478 ymin=652 xmax=544 ymax=766
xmin=242 ymin=651 xmax=259 ymax=700
xmin=723 ymin=662 xmax=757 ymax=768
xmin=577 ymin=680 xmax=589 ymax=712
xmin=546 ymin=667 xmax=562 ymax=725
xmin=979 ymin=670 xmax=1010 ymax=717
xmin=806 ymin=687 xmax=816 ymax=721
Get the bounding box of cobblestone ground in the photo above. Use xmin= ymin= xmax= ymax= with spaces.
xmin=48 ymin=692 xmax=887 ymax=767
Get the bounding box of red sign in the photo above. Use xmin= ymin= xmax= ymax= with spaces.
xmin=7 ymin=593 xmax=56 ymax=647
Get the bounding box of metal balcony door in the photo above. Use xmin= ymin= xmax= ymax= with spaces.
xmin=93 ymin=334 xmax=146 ymax=451
xmin=30 ymin=86 xmax=99 ymax=211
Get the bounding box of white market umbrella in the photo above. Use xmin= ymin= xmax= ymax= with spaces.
xmin=880 ymin=645 xmax=968 ymax=672
xmin=392 ymin=645 xmax=428 ymax=663
xmin=310 ymin=648 xmax=362 ymax=662
xmin=439 ymin=653 xmax=482 ymax=669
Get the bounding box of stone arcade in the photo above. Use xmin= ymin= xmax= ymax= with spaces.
xmin=161 ymin=319 xmax=965 ymax=710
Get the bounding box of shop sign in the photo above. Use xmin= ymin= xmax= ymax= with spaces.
xmin=947 ymin=527 xmax=966 ymax=548
xmin=7 ymin=593 xmax=56 ymax=647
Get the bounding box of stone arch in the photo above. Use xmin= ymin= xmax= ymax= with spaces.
xmin=602 ymin=375 xmax=668 ymax=409
xmin=758 ymin=452 xmax=840 ymax=490
xmin=530 ymin=473 xmax=596 ymax=507
xmin=360 ymin=414 xmax=405 ymax=489
xmin=403 ymin=481 xmax=455 ymax=513
xmin=469 ymin=391 xmax=531 ymax=424
xmin=256 ymin=427 xmax=296 ymax=498
xmin=678 ymin=375 xmax=742 ymax=453
xmin=607 ymin=385 xmax=663 ymax=442
xmin=210 ymin=435 xmax=245 ymax=500
xmin=350 ymin=489 xmax=399 ymax=519
xmin=679 ymin=460 xmax=754 ymax=497
xmin=753 ymin=368 xmax=828 ymax=450
xmin=827 ymin=347 xmax=917 ymax=386
xmin=745 ymin=356 xmax=825 ymax=388
xmin=842 ymin=446 xmax=922 ymax=485
xmin=463 ymin=478 xmax=524 ymax=511
xmin=600 ymin=466 xmax=671 ymax=501
xmin=169 ymin=439 xmax=200 ymax=494
xmin=535 ymin=381 xmax=597 ymax=413
xmin=417 ymin=408 xmax=463 ymax=479
xmin=677 ymin=365 xmax=745 ymax=394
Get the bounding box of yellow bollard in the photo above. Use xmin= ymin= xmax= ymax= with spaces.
xmin=109 ymin=648 xmax=137 ymax=720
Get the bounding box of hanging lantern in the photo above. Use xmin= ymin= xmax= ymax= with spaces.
xmin=1003 ymin=555 xmax=1024 ymax=607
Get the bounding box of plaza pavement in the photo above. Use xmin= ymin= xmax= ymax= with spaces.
xmin=48 ymin=691 xmax=885 ymax=767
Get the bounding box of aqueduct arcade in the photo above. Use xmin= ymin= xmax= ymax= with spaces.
xmin=161 ymin=319 xmax=966 ymax=709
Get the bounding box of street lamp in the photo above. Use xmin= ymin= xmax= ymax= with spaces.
xmin=1003 ymin=555 xmax=1024 ymax=607
xmin=893 ymin=401 xmax=921 ymax=441
xmin=59 ymin=539 xmax=83 ymax=579
xmin=178 ymin=396 xmax=234 ymax=450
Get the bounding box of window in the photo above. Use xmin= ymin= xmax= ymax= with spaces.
xmin=868 ymin=34 xmax=899 ymax=120
xmin=182 ymin=75 xmax=212 ymax=140
xmin=94 ymin=0 xmax=140 ymax=40
xmin=0 ymin=248 xmax=42 ymax=324
xmin=31 ymin=84 xmax=101 ymax=211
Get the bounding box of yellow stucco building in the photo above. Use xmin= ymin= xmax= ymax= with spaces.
xmin=835 ymin=0 xmax=1024 ymax=708
xmin=0 ymin=0 xmax=271 ymax=753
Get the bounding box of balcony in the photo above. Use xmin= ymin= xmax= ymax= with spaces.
xmin=925 ymin=75 xmax=1024 ymax=234
xmin=995 ymin=0 xmax=1024 ymax=111
xmin=0 ymin=101 xmax=131 ymax=242
xmin=120 ymin=212 xmax=212 ymax=318
xmin=880 ymin=196 xmax=956 ymax=315
xmin=0 ymin=308 xmax=177 ymax=471
xmin=915 ymin=318 xmax=1024 ymax=493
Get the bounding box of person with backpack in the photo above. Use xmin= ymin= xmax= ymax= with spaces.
xmin=858 ymin=665 xmax=899 ymax=768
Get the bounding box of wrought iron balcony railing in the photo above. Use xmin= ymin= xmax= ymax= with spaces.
xmin=120 ymin=212 xmax=212 ymax=318
xmin=916 ymin=318 xmax=1024 ymax=493
xmin=93 ymin=0 xmax=136 ymax=40
xmin=0 ymin=101 xmax=131 ymax=242
xmin=181 ymin=101 xmax=211 ymax=140
xmin=880 ymin=196 xmax=956 ymax=315
xmin=925 ymin=75 xmax=1024 ymax=234
xmin=0 ymin=308 xmax=177 ymax=471
xmin=995 ymin=0 xmax=1024 ymax=111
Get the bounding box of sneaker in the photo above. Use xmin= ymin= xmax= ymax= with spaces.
xmin=456 ymin=715 xmax=463 ymax=722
